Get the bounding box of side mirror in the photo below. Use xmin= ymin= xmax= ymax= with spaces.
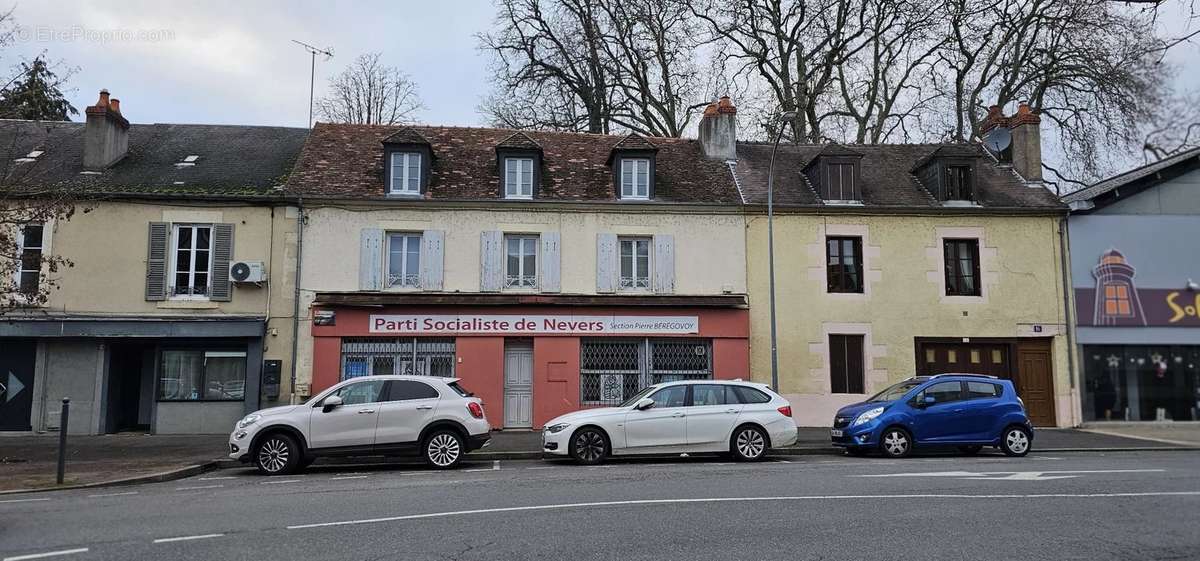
xmin=634 ymin=398 xmax=655 ymax=411
xmin=322 ymin=394 xmax=343 ymax=413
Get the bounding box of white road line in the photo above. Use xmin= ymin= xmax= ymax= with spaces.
xmin=493 ymin=460 xmax=501 ymax=471
xmin=3 ymin=548 xmax=88 ymax=561
xmin=198 ymin=476 xmax=235 ymax=481
xmin=175 ymin=484 xmax=223 ymax=491
xmin=330 ymin=475 xmax=368 ymax=481
xmin=87 ymin=491 xmax=138 ymax=498
xmin=773 ymin=459 xmax=792 ymax=464
xmin=0 ymin=498 xmax=51 ymax=505
xmin=261 ymin=479 xmax=302 ymax=485
xmin=524 ymin=466 xmax=555 ymax=470
xmin=463 ymin=468 xmax=493 ymax=472
xmin=153 ymin=533 xmax=225 ymax=544
xmin=286 ymin=491 xmax=1200 ymax=530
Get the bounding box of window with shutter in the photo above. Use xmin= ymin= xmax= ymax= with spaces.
xmin=829 ymin=334 xmax=865 ymax=394
xmin=146 ymin=222 xmax=169 ymax=301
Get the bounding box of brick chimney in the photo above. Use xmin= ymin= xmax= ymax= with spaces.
xmin=83 ymin=89 xmax=130 ymax=170
xmin=979 ymin=102 xmax=1041 ymax=183
xmin=699 ymin=96 xmax=737 ymax=160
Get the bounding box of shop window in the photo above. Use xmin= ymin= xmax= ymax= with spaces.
xmin=1082 ymin=345 xmax=1200 ymax=422
xmin=1103 ymin=284 xmax=1133 ymax=317
xmin=340 ymin=337 xmax=455 ymax=380
xmin=580 ymin=338 xmax=712 ymax=405
xmin=158 ymin=349 xmax=246 ymax=401
xmin=829 ymin=334 xmax=865 ymax=394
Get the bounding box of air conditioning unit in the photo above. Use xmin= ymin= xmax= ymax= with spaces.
xmin=230 ymin=261 xmax=267 ymax=283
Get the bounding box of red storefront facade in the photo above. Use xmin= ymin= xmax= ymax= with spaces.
xmin=310 ymin=295 xmax=749 ymax=429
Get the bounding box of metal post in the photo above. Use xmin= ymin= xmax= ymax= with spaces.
xmin=766 ymin=117 xmax=791 ymax=392
xmin=56 ymin=397 xmax=70 ymax=485
xmin=308 ymin=51 xmax=316 ymax=128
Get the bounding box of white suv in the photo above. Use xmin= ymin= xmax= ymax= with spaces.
xmin=229 ymin=375 xmax=491 ymax=474
xmin=541 ymin=380 xmax=798 ymax=464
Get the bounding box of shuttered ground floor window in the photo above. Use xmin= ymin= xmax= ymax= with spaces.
xmin=581 ymin=338 xmax=712 ymax=406
xmin=341 ymin=337 xmax=455 ymax=380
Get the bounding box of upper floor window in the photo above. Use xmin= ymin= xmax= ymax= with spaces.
xmin=390 ymin=152 xmax=421 ymax=195
xmin=505 ymin=234 xmax=538 ymax=289
xmin=822 ymin=162 xmax=860 ymax=201
xmin=387 ymin=233 xmax=421 ymax=288
xmin=620 ymin=158 xmax=651 ymax=199
xmin=826 ymin=236 xmax=863 ymax=293
xmin=505 ymin=157 xmax=534 ymax=199
xmin=171 ymin=224 xmax=212 ymax=298
xmin=619 ymin=237 xmax=651 ymax=290
xmin=16 ymin=223 xmax=44 ymax=294
xmin=943 ymin=238 xmax=981 ymax=297
xmin=940 ymin=164 xmax=973 ymax=201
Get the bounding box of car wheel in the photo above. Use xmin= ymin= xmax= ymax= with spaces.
xmin=1000 ymin=426 xmax=1032 ymax=457
xmin=878 ymin=427 xmax=913 ymax=458
xmin=731 ymin=425 xmax=768 ymax=462
xmin=845 ymin=447 xmax=869 ymax=457
xmin=424 ymin=430 xmax=465 ymax=469
xmin=255 ymin=433 xmax=300 ymax=475
xmin=569 ymin=427 xmax=609 ymax=465
xmin=957 ymin=445 xmax=983 ymax=456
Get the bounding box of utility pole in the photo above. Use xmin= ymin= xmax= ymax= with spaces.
xmin=291 ymin=39 xmax=333 ymax=128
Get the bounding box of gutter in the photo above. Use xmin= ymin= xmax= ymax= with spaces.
xmin=289 ymin=196 xmax=305 ymax=404
xmin=1058 ymin=216 xmax=1080 ymax=424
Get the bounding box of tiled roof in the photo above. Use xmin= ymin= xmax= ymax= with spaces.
xmin=286 ymin=123 xmax=742 ymax=203
xmin=611 ymin=133 xmax=658 ymax=151
xmin=0 ymin=119 xmax=308 ymax=198
xmin=496 ymin=131 xmax=542 ymax=151
xmin=381 ymin=127 xmax=430 ymax=145
xmin=734 ymin=142 xmax=1065 ymax=210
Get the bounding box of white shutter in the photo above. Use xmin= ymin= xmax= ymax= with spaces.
xmin=540 ymin=232 xmax=561 ymax=293
xmin=480 ymin=230 xmax=504 ymax=292
xmin=596 ymin=233 xmax=618 ymax=293
xmin=653 ymin=234 xmax=675 ymax=294
xmin=419 ymin=230 xmax=444 ymax=291
xmin=359 ymin=228 xmax=384 ymax=291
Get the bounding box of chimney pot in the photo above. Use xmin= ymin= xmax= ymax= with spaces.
xmin=717 ymin=96 xmax=737 ymax=114
xmin=109 ymin=98 xmax=121 ymax=114
xmin=94 ymin=89 xmax=110 ymax=109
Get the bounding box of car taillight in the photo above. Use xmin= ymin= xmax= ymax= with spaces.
xmin=467 ymin=401 xmax=485 ymax=419
xmin=777 ymin=405 xmax=792 ymax=417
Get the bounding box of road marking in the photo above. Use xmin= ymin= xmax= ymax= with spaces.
xmin=198 ymin=476 xmax=235 ymax=481
xmin=493 ymin=460 xmax=501 ymax=471
xmin=3 ymin=548 xmax=89 ymax=561
xmin=330 ymin=475 xmax=368 ymax=481
xmin=87 ymin=491 xmax=138 ymax=498
xmin=261 ymin=479 xmax=302 ymax=485
xmin=773 ymin=459 xmax=792 ymax=464
xmin=175 ymin=484 xmax=223 ymax=491
xmin=524 ymin=466 xmax=555 ymax=470
xmin=153 ymin=533 xmax=225 ymax=544
xmin=286 ymin=491 xmax=1200 ymax=530
xmin=463 ymin=468 xmax=493 ymax=472
xmin=0 ymin=498 xmax=51 ymax=505
xmin=1077 ymin=427 xmax=1200 ymax=447
xmin=855 ymin=469 xmax=1166 ymax=481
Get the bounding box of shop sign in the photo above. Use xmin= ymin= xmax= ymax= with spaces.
xmin=369 ymin=314 xmax=700 ymax=335
xmin=1076 ymin=248 xmax=1200 ymax=327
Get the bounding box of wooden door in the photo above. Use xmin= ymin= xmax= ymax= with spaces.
xmin=503 ymin=342 xmax=533 ymax=428
xmin=918 ymin=342 xmax=1011 ymax=378
xmin=1015 ymin=341 xmax=1057 ymax=426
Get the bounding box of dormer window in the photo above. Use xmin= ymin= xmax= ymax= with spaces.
xmin=504 ymin=157 xmax=534 ymax=199
xmin=620 ymin=158 xmax=651 ymax=199
xmin=390 ymin=152 xmax=421 ymax=195
xmin=913 ymin=146 xmax=980 ymax=204
xmin=804 ymin=145 xmax=863 ymax=203
xmin=495 ymin=132 xmax=543 ymax=200
xmin=942 ymin=164 xmax=973 ymax=201
xmin=822 ymin=161 xmax=859 ymax=201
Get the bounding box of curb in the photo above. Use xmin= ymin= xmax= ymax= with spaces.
xmin=0 ymin=461 xmax=222 ymax=496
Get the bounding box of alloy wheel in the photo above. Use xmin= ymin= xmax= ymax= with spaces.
xmin=735 ymin=428 xmax=765 ymax=459
xmin=882 ymin=430 xmax=909 ymax=457
xmin=257 ymin=438 xmax=290 ymax=473
xmin=1006 ymin=429 xmax=1029 ymax=454
xmin=574 ymin=430 xmax=605 ymax=463
xmin=426 ymin=433 xmax=461 ymax=467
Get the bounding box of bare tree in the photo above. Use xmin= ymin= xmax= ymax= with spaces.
xmin=316 ymin=53 xmax=423 ymax=125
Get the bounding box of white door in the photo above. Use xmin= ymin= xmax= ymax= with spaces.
xmin=308 ymin=379 xmax=387 ymax=449
xmin=374 ymin=379 xmax=440 ymax=447
xmin=685 ymin=384 xmax=743 ymax=446
xmin=623 ymin=385 xmax=688 ymax=449
xmin=504 ymin=343 xmax=533 ymax=428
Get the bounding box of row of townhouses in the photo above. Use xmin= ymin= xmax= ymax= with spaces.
xmin=1 ymin=90 xmax=1195 ymax=435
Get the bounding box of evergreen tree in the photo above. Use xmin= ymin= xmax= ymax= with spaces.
xmin=0 ymin=58 xmax=78 ymax=121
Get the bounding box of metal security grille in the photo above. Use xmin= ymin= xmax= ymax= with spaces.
xmin=341 ymin=337 xmax=455 ymax=380
xmin=580 ymin=338 xmax=712 ymax=405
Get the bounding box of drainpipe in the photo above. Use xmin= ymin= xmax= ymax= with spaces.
xmin=289 ymin=197 xmax=305 ymax=405
xmin=1058 ymin=216 xmax=1080 ymax=425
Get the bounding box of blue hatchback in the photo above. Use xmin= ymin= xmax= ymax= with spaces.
xmin=830 ymin=374 xmax=1034 ymax=458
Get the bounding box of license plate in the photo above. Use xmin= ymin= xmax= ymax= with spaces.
xmin=830 ymin=429 xmax=843 ymax=437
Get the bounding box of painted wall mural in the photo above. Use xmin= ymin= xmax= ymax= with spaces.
xmin=1076 ymin=248 xmax=1200 ymax=327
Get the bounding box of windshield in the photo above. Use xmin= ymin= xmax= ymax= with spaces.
xmin=867 ymin=380 xmax=924 ymax=403
xmin=618 ymin=386 xmax=657 ymax=408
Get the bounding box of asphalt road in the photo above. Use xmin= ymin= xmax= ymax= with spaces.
xmin=2 ymin=450 xmax=1199 ymax=561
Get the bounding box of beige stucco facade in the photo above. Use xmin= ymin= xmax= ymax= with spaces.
xmin=745 ymin=212 xmax=1080 ymax=427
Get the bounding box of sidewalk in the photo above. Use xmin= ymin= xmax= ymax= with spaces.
xmin=3 ymin=426 xmax=1196 ymax=492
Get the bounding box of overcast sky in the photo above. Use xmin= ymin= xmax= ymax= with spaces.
xmin=5 ymin=0 xmax=1198 ymax=132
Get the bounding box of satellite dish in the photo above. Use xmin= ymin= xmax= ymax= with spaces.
xmin=983 ymin=127 xmax=1012 ymax=155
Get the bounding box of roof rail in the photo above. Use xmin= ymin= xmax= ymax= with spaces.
xmin=930 ymin=373 xmax=999 ymax=380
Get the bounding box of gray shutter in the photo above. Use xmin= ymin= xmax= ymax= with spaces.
xmin=653 ymin=233 xmax=675 ymax=294
xmin=480 ymin=230 xmax=503 ymax=292
xmin=210 ymin=223 xmax=234 ymax=302
xmin=359 ymin=228 xmax=384 ymax=291
xmin=145 ymin=222 xmax=169 ymax=301
xmin=596 ymin=233 xmax=618 ymax=293
xmin=419 ymin=230 xmax=444 ymax=291
xmin=539 ymin=232 xmax=561 ymax=293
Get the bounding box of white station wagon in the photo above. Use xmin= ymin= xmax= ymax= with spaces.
xmin=541 ymin=380 xmax=798 ymax=464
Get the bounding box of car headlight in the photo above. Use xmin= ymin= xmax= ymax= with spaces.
xmin=546 ymin=423 xmax=570 ymax=434
xmin=237 ymin=414 xmax=261 ymax=429
xmin=852 ymin=407 xmax=885 ymax=427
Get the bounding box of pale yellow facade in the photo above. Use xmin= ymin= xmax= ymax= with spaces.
xmin=745 ymin=212 xmax=1079 ymax=427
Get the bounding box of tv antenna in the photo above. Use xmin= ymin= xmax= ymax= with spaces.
xmin=292 ymin=39 xmax=334 ymax=128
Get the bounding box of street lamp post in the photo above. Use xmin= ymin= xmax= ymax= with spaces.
xmin=767 ymin=112 xmax=796 ymax=392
